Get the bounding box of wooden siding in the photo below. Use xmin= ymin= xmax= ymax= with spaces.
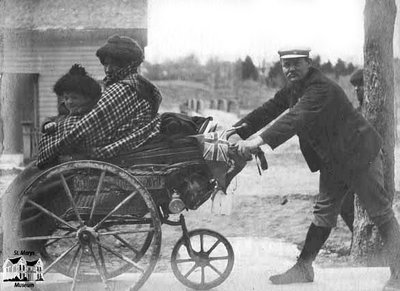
xmin=3 ymin=0 xmax=147 ymax=30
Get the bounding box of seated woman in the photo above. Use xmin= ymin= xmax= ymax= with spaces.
xmin=37 ymin=34 xmax=162 ymax=168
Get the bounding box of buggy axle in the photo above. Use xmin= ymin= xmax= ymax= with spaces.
xmin=76 ymin=226 xmax=98 ymax=245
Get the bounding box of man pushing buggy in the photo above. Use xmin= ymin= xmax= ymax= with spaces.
xmin=232 ymin=47 xmax=400 ymax=290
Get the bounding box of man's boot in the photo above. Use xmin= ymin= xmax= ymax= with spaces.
xmin=269 ymin=223 xmax=331 ymax=284
xmin=269 ymin=259 xmax=314 ymax=284
xmin=379 ymin=217 xmax=400 ymax=291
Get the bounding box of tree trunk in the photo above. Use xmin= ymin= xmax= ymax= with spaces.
xmin=351 ymin=0 xmax=397 ymax=264
xmin=395 ymin=59 xmax=400 ymax=146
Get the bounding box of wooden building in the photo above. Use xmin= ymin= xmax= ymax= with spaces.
xmin=0 ymin=0 xmax=148 ymax=165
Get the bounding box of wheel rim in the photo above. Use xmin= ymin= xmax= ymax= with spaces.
xmin=171 ymin=229 xmax=234 ymax=290
xmin=15 ymin=161 xmax=161 ymax=291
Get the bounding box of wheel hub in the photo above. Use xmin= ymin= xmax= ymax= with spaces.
xmin=77 ymin=226 xmax=98 ymax=245
xmin=193 ymin=252 xmax=209 ymax=267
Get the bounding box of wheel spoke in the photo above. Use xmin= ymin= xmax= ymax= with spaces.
xmin=45 ymin=230 xmax=74 ymax=247
xmin=88 ymin=245 xmax=110 ymax=290
xmin=108 ymin=231 xmax=141 ymax=256
xmin=99 ymin=228 xmax=154 ymax=236
xmin=93 ymin=190 xmax=139 ymax=230
xmin=89 ymin=170 xmax=106 ymax=225
xmin=71 ymin=248 xmax=83 ymax=291
xmin=20 ymin=234 xmax=75 ymax=241
xmin=201 ymin=266 xmax=205 ymax=284
xmin=67 ymin=245 xmax=81 ymax=274
xmin=44 ymin=242 xmax=79 ymax=274
xmin=26 ymin=199 xmax=77 ymax=231
xmin=55 ymin=225 xmax=75 ymax=231
xmin=98 ymin=242 xmax=108 ymax=277
xmin=175 ymin=258 xmax=196 ymax=264
xmin=207 ymin=262 xmax=223 ymax=276
xmin=209 ymin=255 xmax=229 ymax=261
xmin=60 ymin=173 xmax=84 ymax=226
xmin=98 ymin=241 xmax=145 ymax=273
xmin=206 ymin=239 xmax=221 ymax=255
xmin=184 ymin=263 xmax=198 ymax=278
xmin=200 ymin=234 xmax=204 ymax=252
xmin=101 ymin=217 xmax=153 ymax=225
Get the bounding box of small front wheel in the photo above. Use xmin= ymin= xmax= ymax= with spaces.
xmin=171 ymin=229 xmax=234 ymax=290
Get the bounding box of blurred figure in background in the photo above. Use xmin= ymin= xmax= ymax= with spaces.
xmin=350 ymin=68 xmax=364 ymax=110
xmin=338 ymin=68 xmax=365 ymax=234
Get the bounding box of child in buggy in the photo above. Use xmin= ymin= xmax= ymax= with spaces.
xmin=38 ymin=64 xmax=102 ymax=167
xmin=41 ymin=64 xmax=101 ymax=135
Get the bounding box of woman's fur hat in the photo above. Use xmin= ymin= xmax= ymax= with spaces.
xmin=53 ymin=64 xmax=101 ymax=102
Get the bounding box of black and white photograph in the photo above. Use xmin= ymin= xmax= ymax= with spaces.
xmin=0 ymin=0 xmax=400 ymax=290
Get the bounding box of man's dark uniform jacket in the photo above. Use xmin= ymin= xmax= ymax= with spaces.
xmin=235 ymin=67 xmax=382 ymax=178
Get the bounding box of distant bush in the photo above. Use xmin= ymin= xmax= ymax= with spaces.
xmin=265 ymin=61 xmax=286 ymax=88
xmin=241 ymin=56 xmax=259 ymax=81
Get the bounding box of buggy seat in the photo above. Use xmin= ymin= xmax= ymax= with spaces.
xmin=108 ymin=136 xmax=204 ymax=168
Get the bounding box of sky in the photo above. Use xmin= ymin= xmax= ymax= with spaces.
xmin=146 ymin=0 xmax=400 ymax=65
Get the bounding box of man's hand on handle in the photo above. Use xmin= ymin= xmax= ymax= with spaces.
xmin=235 ymin=136 xmax=265 ymax=159
xmin=227 ymin=133 xmax=243 ymax=144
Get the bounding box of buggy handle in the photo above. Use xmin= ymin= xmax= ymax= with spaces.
xmin=226 ymin=124 xmax=268 ymax=172
xmin=228 ymin=144 xmax=268 ymax=174
xmin=254 ymin=147 xmax=268 ymax=171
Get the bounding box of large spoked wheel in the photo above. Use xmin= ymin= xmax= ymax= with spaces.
xmin=6 ymin=160 xmax=161 ymax=291
xmin=171 ymin=229 xmax=234 ymax=290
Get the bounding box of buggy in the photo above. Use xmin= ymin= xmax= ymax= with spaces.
xmin=2 ymin=123 xmax=254 ymax=291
